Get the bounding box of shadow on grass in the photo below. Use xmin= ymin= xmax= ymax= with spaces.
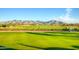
xmin=26 ymin=32 xmax=66 ymax=37
xmin=46 ymin=32 xmax=79 ymax=35
xmin=26 ymin=32 xmax=53 ymax=36
xmin=41 ymin=32 xmax=76 ymax=34
xmin=72 ymin=46 xmax=79 ymax=49
xmin=60 ymin=32 xmax=79 ymax=34
xmin=26 ymin=32 xmax=79 ymax=39
xmin=18 ymin=43 xmax=74 ymax=50
xmin=0 ymin=45 xmax=16 ymax=50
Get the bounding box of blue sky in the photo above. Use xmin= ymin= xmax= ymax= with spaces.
xmin=0 ymin=8 xmax=79 ymax=23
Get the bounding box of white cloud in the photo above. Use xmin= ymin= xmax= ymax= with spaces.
xmin=53 ymin=8 xmax=78 ymax=23
xmin=62 ymin=8 xmax=73 ymax=22
xmin=63 ymin=8 xmax=79 ymax=23
xmin=65 ymin=8 xmax=72 ymax=18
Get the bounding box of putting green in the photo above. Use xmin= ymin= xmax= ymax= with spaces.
xmin=0 ymin=32 xmax=79 ymax=50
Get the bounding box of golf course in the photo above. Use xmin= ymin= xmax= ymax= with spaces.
xmin=0 ymin=8 xmax=79 ymax=50
xmin=0 ymin=32 xmax=79 ymax=50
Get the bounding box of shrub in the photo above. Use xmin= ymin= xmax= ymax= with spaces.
xmin=62 ymin=27 xmax=69 ymax=31
xmin=2 ymin=24 xmax=7 ymax=27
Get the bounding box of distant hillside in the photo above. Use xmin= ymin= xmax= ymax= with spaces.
xmin=0 ymin=20 xmax=66 ymax=25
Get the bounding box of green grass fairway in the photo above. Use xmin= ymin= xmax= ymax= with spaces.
xmin=0 ymin=32 xmax=79 ymax=50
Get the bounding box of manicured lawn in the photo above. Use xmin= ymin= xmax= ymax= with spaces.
xmin=0 ymin=32 xmax=79 ymax=50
